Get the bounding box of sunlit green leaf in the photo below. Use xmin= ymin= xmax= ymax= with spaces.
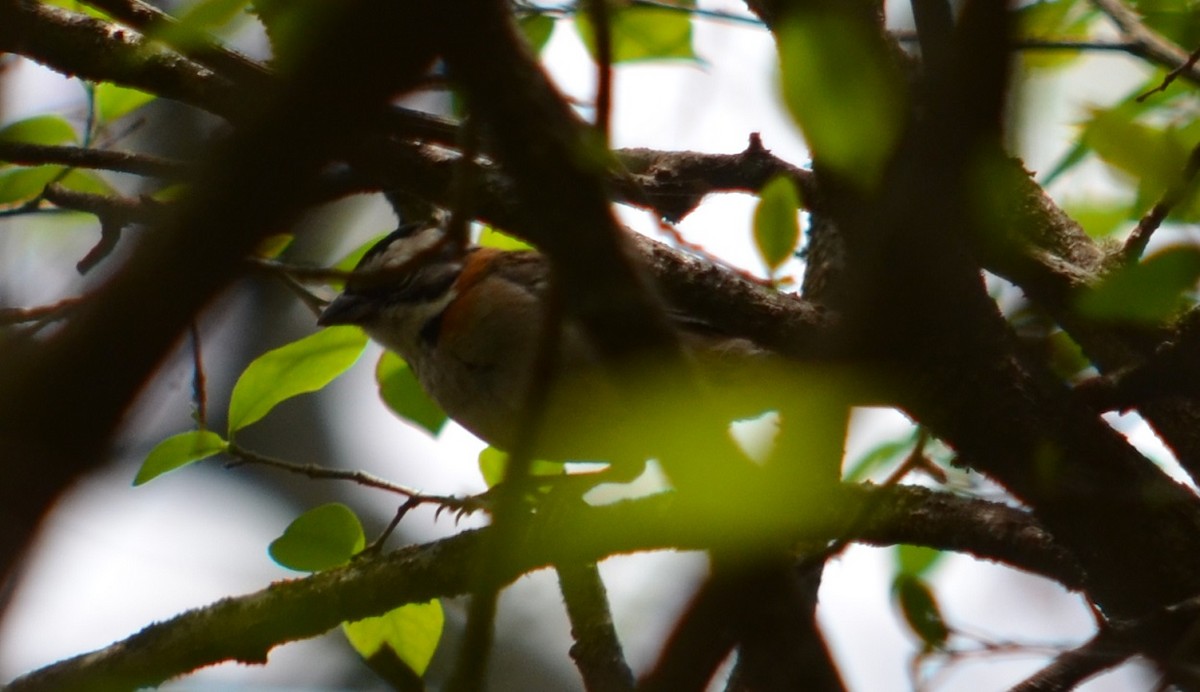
xmin=228 ymin=327 xmax=367 ymax=434
xmin=1082 ymin=106 xmax=1189 ymax=198
xmin=0 ymin=115 xmax=77 ymax=145
xmin=93 ymin=83 xmax=155 ymax=122
xmin=331 ymin=232 xmax=388 ymax=278
xmin=343 ymin=601 xmax=444 ymax=678
xmin=893 ymin=574 xmax=949 ymax=651
xmin=269 ymin=503 xmax=365 ymax=572
xmin=58 ymin=168 xmax=115 ymax=197
xmin=0 ymin=166 xmax=63 ymax=205
xmin=479 ymin=226 xmax=533 ymax=251
xmin=895 ymin=544 xmax=944 ymax=577
xmin=753 ymin=175 xmax=801 ymax=274
xmin=1062 ymin=198 xmax=1135 ymax=239
xmin=478 ymin=446 xmax=565 ymax=489
xmin=1076 ymin=246 xmax=1200 ymax=323
xmin=777 ymin=11 xmax=906 ymax=190
xmin=134 ymin=430 xmax=228 ymax=485
xmin=376 ymin=352 xmax=447 ymax=436
xmin=519 ymin=13 xmax=556 ymax=55
xmin=576 ymin=5 xmax=696 ymax=63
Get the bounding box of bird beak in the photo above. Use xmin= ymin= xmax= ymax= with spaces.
xmin=318 ymin=293 xmax=373 ymax=326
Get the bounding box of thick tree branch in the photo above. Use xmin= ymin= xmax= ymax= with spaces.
xmin=0 ymin=0 xmax=439 ymax=602
xmin=7 ymin=485 xmax=1082 ymax=692
xmin=0 ymin=2 xmax=247 ymax=120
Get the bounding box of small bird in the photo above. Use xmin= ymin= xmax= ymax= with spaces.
xmin=318 ymin=222 xmax=767 ymax=463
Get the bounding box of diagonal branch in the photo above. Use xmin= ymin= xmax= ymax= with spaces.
xmin=7 ymin=484 xmax=1082 ymax=692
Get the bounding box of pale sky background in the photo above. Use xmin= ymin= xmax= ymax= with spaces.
xmin=0 ymin=1 xmax=1183 ymax=689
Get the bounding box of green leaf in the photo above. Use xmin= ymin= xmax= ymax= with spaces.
xmin=1082 ymin=105 xmax=1189 ymax=198
xmin=477 ymin=446 xmax=565 ymax=489
xmin=576 ymin=6 xmax=696 ymax=63
xmin=478 ymin=226 xmax=533 ymax=251
xmin=777 ymin=11 xmax=906 ymax=190
xmin=1076 ymin=246 xmax=1200 ymax=323
xmin=269 ymin=503 xmax=365 ymax=572
xmin=93 ymin=83 xmax=155 ymax=123
xmin=376 ymin=352 xmax=447 ymax=436
xmin=0 ymin=115 xmax=77 ymax=145
xmin=753 ymin=175 xmax=801 ymax=274
xmin=343 ymin=601 xmax=444 ymax=678
xmin=843 ymin=428 xmax=918 ymax=481
xmin=58 ymin=168 xmax=115 ymax=197
xmin=519 ymin=13 xmax=556 ymax=55
xmin=893 ymin=574 xmax=949 ymax=651
xmin=1017 ymin=0 xmax=1096 ymax=70
xmin=895 ymin=544 xmax=944 ymax=577
xmin=228 ymin=327 xmax=367 ymax=434
xmin=0 ymin=166 xmax=64 ymax=205
xmin=177 ymin=0 xmax=250 ymax=31
xmin=1062 ymin=197 xmax=1135 ymax=239
xmin=134 ymin=430 xmax=228 ymax=485
xmin=254 ymin=233 xmax=294 ymax=259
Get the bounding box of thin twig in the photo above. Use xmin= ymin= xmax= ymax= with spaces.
xmin=1122 ymin=137 xmax=1200 ymax=263
xmin=224 ymin=444 xmax=481 ymax=515
xmin=0 ymin=141 xmax=189 ymax=179
xmin=1139 ymin=43 xmax=1200 ymax=101
xmin=587 ymin=0 xmax=613 ymax=145
xmin=1093 ymin=0 xmax=1200 ymax=93
xmin=557 ymin=561 xmax=635 ymax=692
xmin=189 ymin=322 xmax=207 ymax=428
xmin=0 ymin=297 xmax=83 ymax=326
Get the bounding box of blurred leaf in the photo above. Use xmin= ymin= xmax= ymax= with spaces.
xmin=0 ymin=115 xmax=77 ymax=145
xmin=177 ymin=0 xmax=250 ymax=31
xmin=1039 ymin=139 xmax=1089 ymax=188
xmin=478 ymin=446 xmax=565 ymax=489
xmin=893 ymin=574 xmax=949 ymax=651
xmin=1047 ymin=329 xmax=1090 ymax=380
xmin=1062 ymin=197 xmax=1135 ymax=238
xmin=134 ymin=430 xmax=228 ymax=485
xmin=0 ymin=166 xmax=63 ymax=205
xmin=254 ymin=233 xmax=294 ymax=259
xmin=519 ymin=12 xmax=556 ymax=55
xmin=228 ymin=327 xmax=367 ymax=434
xmin=895 ymin=544 xmax=944 ymax=577
xmin=777 ymin=11 xmax=906 ymax=190
xmin=753 ymin=175 xmax=801 ymax=274
xmin=1133 ymin=0 xmax=1200 ymax=48
xmin=1076 ymin=245 xmax=1200 ymax=323
xmin=93 ymin=83 xmax=155 ymax=123
xmin=479 ymin=225 xmax=533 ymax=250
xmin=1082 ymin=106 xmax=1189 ymax=199
xmin=344 ymin=600 xmax=444 ymax=679
xmin=376 ymin=351 xmax=448 ymax=436
xmin=58 ymin=168 xmax=115 ymax=197
xmin=269 ymin=503 xmax=365 ymax=572
xmin=843 ymin=428 xmax=918 ymax=481
xmin=331 ymin=233 xmax=389 ymax=281
xmin=576 ymin=5 xmax=696 ymax=63
xmin=1017 ymin=0 xmax=1096 ymax=70
xmin=250 ymin=0 xmax=334 ymax=70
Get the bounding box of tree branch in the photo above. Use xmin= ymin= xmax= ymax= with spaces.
xmin=6 ymin=485 xmax=1081 ymax=691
